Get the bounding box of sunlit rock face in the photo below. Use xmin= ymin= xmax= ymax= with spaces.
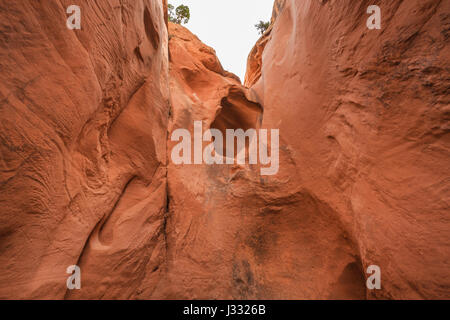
xmin=247 ymin=0 xmax=450 ymax=299
xmin=0 ymin=0 xmax=170 ymax=299
xmin=0 ymin=0 xmax=448 ymax=300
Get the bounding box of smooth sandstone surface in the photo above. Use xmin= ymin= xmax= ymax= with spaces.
xmin=0 ymin=0 xmax=170 ymax=299
xmin=247 ymin=0 xmax=450 ymax=299
xmin=162 ymin=21 xmax=367 ymax=299
xmin=0 ymin=0 xmax=448 ymax=299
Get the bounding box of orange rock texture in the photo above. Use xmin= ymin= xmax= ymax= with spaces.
xmin=246 ymin=0 xmax=450 ymax=299
xmin=0 ymin=0 xmax=449 ymax=300
xmin=0 ymin=0 xmax=170 ymax=299
xmin=161 ymin=21 xmax=371 ymax=299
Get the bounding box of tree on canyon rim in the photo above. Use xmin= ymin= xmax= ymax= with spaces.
xmin=168 ymin=3 xmax=190 ymax=25
xmin=255 ymin=20 xmax=270 ymax=35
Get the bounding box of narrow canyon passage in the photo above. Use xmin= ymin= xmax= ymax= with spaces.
xmin=162 ymin=20 xmax=367 ymax=299
xmin=0 ymin=0 xmax=448 ymax=300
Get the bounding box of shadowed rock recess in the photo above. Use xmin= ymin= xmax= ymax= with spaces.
xmin=0 ymin=0 xmax=449 ymax=299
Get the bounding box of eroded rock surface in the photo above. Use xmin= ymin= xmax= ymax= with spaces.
xmin=0 ymin=0 xmax=448 ymax=300
xmin=247 ymin=0 xmax=450 ymax=299
xmin=158 ymin=21 xmax=367 ymax=300
xmin=0 ymin=0 xmax=169 ymax=299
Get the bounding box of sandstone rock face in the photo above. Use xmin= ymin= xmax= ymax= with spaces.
xmin=247 ymin=0 xmax=450 ymax=299
xmin=0 ymin=0 xmax=449 ymax=300
xmin=245 ymin=0 xmax=286 ymax=87
xmin=158 ymin=23 xmax=270 ymax=299
xmin=160 ymin=22 xmax=367 ymax=300
xmin=0 ymin=0 xmax=170 ymax=299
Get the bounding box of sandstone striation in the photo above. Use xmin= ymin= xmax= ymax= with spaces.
xmin=0 ymin=0 xmax=170 ymax=299
xmin=246 ymin=0 xmax=450 ymax=299
xmin=0 ymin=0 xmax=448 ymax=300
xmin=159 ymin=21 xmax=368 ymax=300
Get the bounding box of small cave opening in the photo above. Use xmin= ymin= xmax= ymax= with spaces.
xmin=210 ymin=87 xmax=263 ymax=158
xmin=328 ymin=261 xmax=367 ymax=300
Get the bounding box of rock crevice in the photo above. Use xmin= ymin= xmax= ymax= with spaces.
xmin=0 ymin=0 xmax=448 ymax=300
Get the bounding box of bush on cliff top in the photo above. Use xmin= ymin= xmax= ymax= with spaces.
xmin=255 ymin=20 xmax=270 ymax=35
xmin=168 ymin=3 xmax=190 ymax=25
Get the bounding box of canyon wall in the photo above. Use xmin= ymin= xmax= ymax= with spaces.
xmin=0 ymin=0 xmax=170 ymax=299
xmin=0 ymin=0 xmax=448 ymax=299
xmin=161 ymin=0 xmax=450 ymax=299
xmin=159 ymin=21 xmax=369 ymax=299
xmin=246 ymin=0 xmax=450 ymax=299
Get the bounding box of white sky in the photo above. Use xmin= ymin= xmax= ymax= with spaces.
xmin=168 ymin=0 xmax=274 ymax=82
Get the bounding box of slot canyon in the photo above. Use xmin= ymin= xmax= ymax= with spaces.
xmin=0 ymin=0 xmax=449 ymax=299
